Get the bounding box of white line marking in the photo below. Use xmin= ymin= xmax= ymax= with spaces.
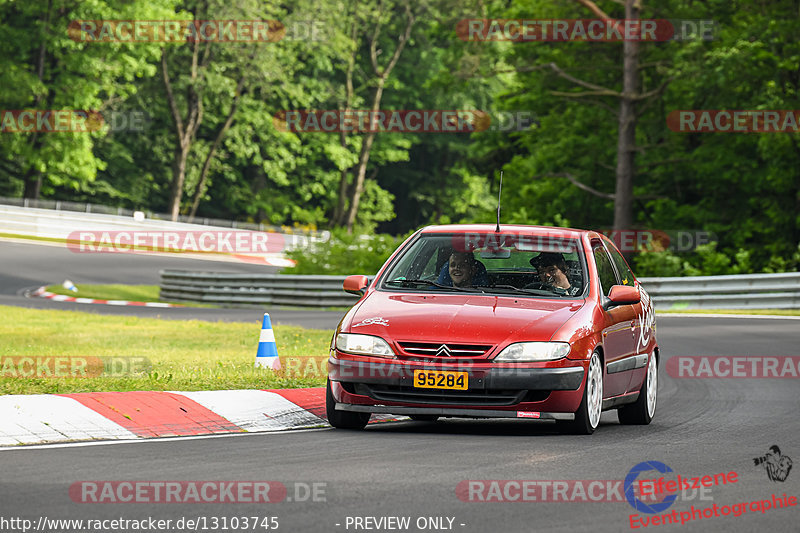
xmin=0 ymin=426 xmax=333 ymax=451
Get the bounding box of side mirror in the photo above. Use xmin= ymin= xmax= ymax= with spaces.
xmin=603 ymin=285 xmax=641 ymax=309
xmin=343 ymin=275 xmax=370 ymax=297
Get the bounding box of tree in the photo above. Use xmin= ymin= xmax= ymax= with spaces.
xmin=0 ymin=0 xmax=178 ymax=199
xmin=546 ymin=0 xmax=671 ymax=234
xmin=161 ymin=37 xmax=203 ymax=221
xmin=329 ymin=0 xmax=418 ymax=231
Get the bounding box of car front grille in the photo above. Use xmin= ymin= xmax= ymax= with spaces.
xmin=397 ymin=342 xmax=493 ymax=359
xmin=354 ymin=384 xmax=547 ymax=406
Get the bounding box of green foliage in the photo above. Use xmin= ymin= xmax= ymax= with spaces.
xmin=0 ymin=305 xmax=330 ymax=394
xmin=632 ymin=251 xmax=686 ymax=278
xmin=286 ymin=229 xmax=414 ymax=275
xmin=763 ymin=243 xmax=800 ymax=273
xmin=632 ymin=243 xmax=798 ymax=277
xmin=0 ymin=0 xmax=798 ymax=277
xmin=0 ymin=0 xmax=180 ymax=197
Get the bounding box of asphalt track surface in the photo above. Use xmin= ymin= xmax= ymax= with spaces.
xmin=1 ymin=240 xmax=798 ymax=532
xmin=1 ymin=324 xmax=798 ymax=530
xmin=0 ymin=240 xmax=347 ymax=329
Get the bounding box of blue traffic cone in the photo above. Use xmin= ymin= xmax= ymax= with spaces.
xmin=255 ymin=313 xmax=281 ymax=370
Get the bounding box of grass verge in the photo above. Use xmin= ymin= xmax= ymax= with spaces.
xmin=0 ymin=232 xmax=68 ymax=245
xmin=0 ymin=305 xmax=330 ymax=394
xmin=43 ymin=283 xmax=219 ymax=308
xmin=46 ymin=284 xmax=160 ymax=302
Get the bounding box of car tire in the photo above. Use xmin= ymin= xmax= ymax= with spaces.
xmin=559 ymin=351 xmax=603 ymax=435
xmin=326 ymin=379 xmax=370 ymax=430
xmin=409 ymin=415 xmax=439 ymax=422
xmin=618 ymin=352 xmax=657 ymax=425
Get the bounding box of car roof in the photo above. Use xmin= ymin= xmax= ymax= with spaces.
xmin=418 ymin=224 xmax=590 ymax=239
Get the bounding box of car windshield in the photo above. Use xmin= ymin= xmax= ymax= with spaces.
xmin=380 ymin=232 xmax=586 ymax=298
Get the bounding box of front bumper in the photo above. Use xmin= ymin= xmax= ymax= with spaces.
xmin=330 ymin=357 xmax=585 ymax=389
xmin=329 ymin=355 xmax=587 ymax=415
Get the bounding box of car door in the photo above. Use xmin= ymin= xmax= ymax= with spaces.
xmin=592 ymin=241 xmax=637 ymax=398
xmin=604 ymin=241 xmax=653 ymax=394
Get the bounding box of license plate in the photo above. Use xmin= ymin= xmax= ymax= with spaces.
xmin=413 ymin=370 xmax=468 ymax=390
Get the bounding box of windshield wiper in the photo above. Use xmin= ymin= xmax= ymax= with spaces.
xmin=487 ymin=284 xmax=561 ymax=296
xmin=385 ymin=278 xmax=485 ymax=293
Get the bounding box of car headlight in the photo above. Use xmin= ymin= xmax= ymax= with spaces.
xmin=335 ymin=333 xmax=395 ymax=357
xmin=495 ymin=342 xmax=570 ymax=362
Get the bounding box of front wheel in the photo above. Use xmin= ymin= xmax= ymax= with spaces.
xmin=618 ymin=352 xmax=657 ymax=425
xmin=326 ymin=379 xmax=370 ymax=430
xmin=559 ymin=351 xmax=603 ymax=435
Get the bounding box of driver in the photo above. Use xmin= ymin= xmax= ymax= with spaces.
xmin=530 ymin=252 xmax=580 ymax=296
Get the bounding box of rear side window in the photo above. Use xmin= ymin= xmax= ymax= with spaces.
xmin=593 ymin=245 xmax=617 ymax=297
xmin=605 ymin=242 xmax=635 ymax=286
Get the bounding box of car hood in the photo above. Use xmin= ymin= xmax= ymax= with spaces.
xmin=344 ymin=290 xmax=584 ymax=348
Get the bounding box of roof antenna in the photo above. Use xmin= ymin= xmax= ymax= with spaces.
xmin=495 ymin=170 xmax=503 ymax=233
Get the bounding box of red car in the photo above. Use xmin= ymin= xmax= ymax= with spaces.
xmin=326 ymin=224 xmax=658 ymax=434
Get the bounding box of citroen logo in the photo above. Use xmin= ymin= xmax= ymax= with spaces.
xmin=435 ymin=344 xmax=452 ymax=357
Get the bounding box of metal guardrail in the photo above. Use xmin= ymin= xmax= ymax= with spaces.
xmin=641 ymin=272 xmax=800 ymax=310
xmin=159 ymin=270 xmax=365 ymax=307
xmin=0 ymin=195 xmax=305 ymax=233
xmin=159 ymin=270 xmax=800 ymax=309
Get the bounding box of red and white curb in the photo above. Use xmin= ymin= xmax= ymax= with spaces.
xmin=0 ymin=388 xmax=399 ymax=446
xmin=30 ymin=286 xmax=180 ymax=308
